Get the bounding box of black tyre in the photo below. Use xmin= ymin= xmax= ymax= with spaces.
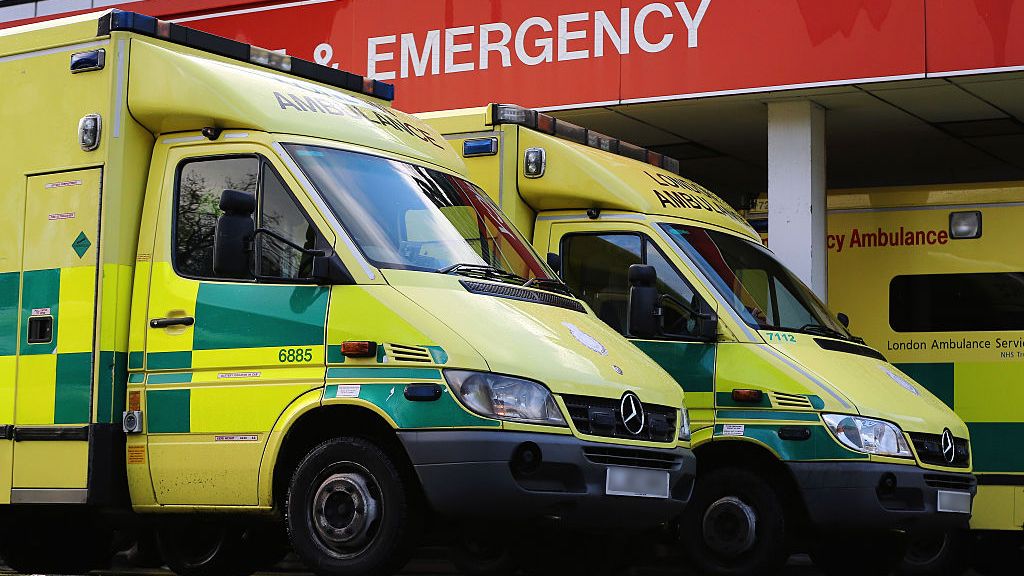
xmin=0 ymin=511 xmax=114 ymax=574
xmin=449 ymin=532 xmax=520 ymax=576
xmin=678 ymin=467 xmax=790 ymax=576
xmin=286 ymin=436 xmax=421 ymax=576
xmin=811 ymin=533 xmax=905 ymax=576
xmin=897 ymin=528 xmax=970 ymax=576
xmin=156 ymin=519 xmax=254 ymax=576
xmin=124 ymin=528 xmax=165 ymax=568
xmin=971 ymin=531 xmax=1024 ymax=576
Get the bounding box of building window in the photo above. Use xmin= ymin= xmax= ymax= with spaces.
xmin=889 ymin=273 xmax=1024 ymax=332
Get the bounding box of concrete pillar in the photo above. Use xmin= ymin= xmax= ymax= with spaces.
xmin=767 ymin=100 xmax=827 ymax=298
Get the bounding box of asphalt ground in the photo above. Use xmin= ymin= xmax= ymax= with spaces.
xmin=0 ymin=551 xmax=986 ymax=576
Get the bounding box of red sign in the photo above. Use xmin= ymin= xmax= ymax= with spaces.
xmin=5 ymin=0 xmax=1024 ymax=112
xmin=926 ymin=0 xmax=1024 ymax=75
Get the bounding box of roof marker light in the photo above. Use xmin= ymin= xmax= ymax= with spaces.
xmin=463 ymin=138 xmax=498 ymax=157
xmin=488 ymin=103 xmax=682 ymax=175
xmin=587 ymin=131 xmax=619 ymax=153
xmin=536 ymin=113 xmax=556 ymax=135
xmin=250 ymin=46 xmax=291 ymax=72
xmin=555 ymin=121 xmax=587 ymax=144
xmin=98 ymin=10 xmax=394 ymax=101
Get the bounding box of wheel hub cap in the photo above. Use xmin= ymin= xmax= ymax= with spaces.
xmin=312 ymin=472 xmax=380 ymax=552
xmin=703 ymin=496 xmax=757 ymax=557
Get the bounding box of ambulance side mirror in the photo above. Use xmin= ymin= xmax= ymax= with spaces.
xmin=694 ymin=297 xmax=719 ymax=342
xmin=627 ymin=264 xmax=659 ymax=339
xmin=837 ymin=312 xmax=850 ymax=328
xmin=546 ymin=252 xmax=562 ymax=277
xmin=213 ymin=189 xmax=255 ymax=279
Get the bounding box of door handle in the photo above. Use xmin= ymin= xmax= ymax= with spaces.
xmin=150 ymin=316 xmax=195 ymax=329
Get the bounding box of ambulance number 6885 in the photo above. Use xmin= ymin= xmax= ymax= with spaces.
xmin=279 ymin=347 xmax=313 ymax=363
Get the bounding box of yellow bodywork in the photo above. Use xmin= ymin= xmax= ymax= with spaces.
xmin=2 ymin=13 xmax=686 ymax=512
xmin=421 ymin=105 xmax=973 ymax=476
xmin=828 ymin=181 xmax=1024 ymax=531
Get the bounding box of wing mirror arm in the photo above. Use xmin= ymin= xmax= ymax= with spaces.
xmin=249 ymin=227 xmax=329 ymax=258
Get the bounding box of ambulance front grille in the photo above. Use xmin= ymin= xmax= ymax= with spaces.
xmin=908 ymin=432 xmax=971 ymax=468
xmin=923 ymin=474 xmax=975 ymax=491
xmin=562 ymin=395 xmax=677 ymax=443
xmin=385 ymin=343 xmax=433 ymax=363
xmin=582 ymin=446 xmax=682 ymax=470
xmin=771 ymin=392 xmax=813 ymax=409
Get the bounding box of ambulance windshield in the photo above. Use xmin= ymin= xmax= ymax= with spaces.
xmin=284 ymin=144 xmax=551 ymax=280
xmin=662 ymin=224 xmax=850 ymax=339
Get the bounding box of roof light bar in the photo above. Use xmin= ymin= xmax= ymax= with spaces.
xmin=97 ymin=10 xmax=394 ymax=102
xmin=489 ymin=104 xmax=680 ymax=174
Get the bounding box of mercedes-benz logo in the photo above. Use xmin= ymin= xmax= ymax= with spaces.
xmin=941 ymin=429 xmax=956 ymax=464
xmin=620 ymin=392 xmax=646 ymax=436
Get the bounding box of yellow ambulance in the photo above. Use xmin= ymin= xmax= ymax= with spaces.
xmin=421 ymin=104 xmax=977 ymax=576
xmin=0 ymin=13 xmax=698 ymax=576
xmin=825 ymin=182 xmax=1024 ymax=575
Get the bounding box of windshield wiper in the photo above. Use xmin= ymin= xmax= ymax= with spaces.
xmin=522 ymin=277 xmax=573 ymax=296
xmin=798 ymin=323 xmax=847 ymax=340
xmin=437 ymin=263 xmax=527 ymax=285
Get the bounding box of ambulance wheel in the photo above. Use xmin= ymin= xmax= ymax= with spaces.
xmin=448 ymin=532 xmax=520 ymax=576
xmin=897 ymin=528 xmax=970 ymax=576
xmin=678 ymin=467 xmax=790 ymax=576
xmin=811 ymin=533 xmax=905 ymax=576
xmin=0 ymin=511 xmax=114 ymax=574
xmin=286 ymin=436 xmax=421 ymax=576
xmin=971 ymin=531 xmax=1024 ymax=576
xmin=156 ymin=518 xmax=255 ymax=576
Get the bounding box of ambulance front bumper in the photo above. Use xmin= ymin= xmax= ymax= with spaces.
xmin=399 ymin=430 xmax=695 ymax=531
xmin=788 ymin=461 xmax=976 ymax=531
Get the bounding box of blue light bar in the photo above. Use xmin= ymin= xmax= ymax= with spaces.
xmin=97 ymin=10 xmax=395 ymax=102
xmin=463 ymin=138 xmax=498 ymax=157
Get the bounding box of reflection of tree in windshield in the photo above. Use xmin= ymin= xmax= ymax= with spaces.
xmin=666 ymin=224 xmax=845 ymax=335
xmin=284 ymin=144 xmax=549 ymax=280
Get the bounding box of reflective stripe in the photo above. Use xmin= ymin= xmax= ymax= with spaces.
xmin=114 ymin=39 xmax=124 ymax=138
xmin=0 ymin=39 xmax=108 ymax=64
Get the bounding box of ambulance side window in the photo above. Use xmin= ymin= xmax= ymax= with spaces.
xmin=561 ymin=233 xmax=698 ymax=338
xmin=256 ymin=165 xmax=318 ymax=280
xmin=175 ymin=156 xmax=259 ymax=279
xmin=173 ymin=156 xmax=318 ymax=282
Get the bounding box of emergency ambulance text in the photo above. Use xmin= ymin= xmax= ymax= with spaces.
xmin=828 ymin=226 xmax=949 ymax=253
xmin=366 ymin=1 xmax=712 ymax=80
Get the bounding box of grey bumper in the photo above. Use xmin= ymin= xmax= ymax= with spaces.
xmin=399 ymin=430 xmax=696 ymax=531
xmin=788 ymin=461 xmax=976 ymax=531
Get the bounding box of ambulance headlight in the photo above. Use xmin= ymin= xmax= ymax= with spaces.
xmin=949 ymin=211 xmax=982 ymax=239
xmin=823 ymin=414 xmax=912 ymax=458
xmin=679 ymin=405 xmax=691 ymax=442
xmin=445 ymin=370 xmax=566 ymax=426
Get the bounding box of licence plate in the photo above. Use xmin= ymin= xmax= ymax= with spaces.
xmin=605 ymin=466 xmax=670 ymax=498
xmin=937 ymin=490 xmax=971 ymax=514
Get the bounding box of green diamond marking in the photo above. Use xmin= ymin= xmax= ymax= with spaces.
xmin=72 ymin=232 xmax=91 ymax=258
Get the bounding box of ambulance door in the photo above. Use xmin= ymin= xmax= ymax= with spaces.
xmin=143 ymin=145 xmax=332 ymax=506
xmin=12 ymin=168 xmax=101 ymax=503
xmin=549 ymin=222 xmax=718 ymax=433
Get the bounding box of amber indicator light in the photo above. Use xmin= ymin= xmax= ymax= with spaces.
xmin=731 ymin=389 xmax=764 ymax=403
xmin=341 ymin=341 xmax=378 ymax=358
